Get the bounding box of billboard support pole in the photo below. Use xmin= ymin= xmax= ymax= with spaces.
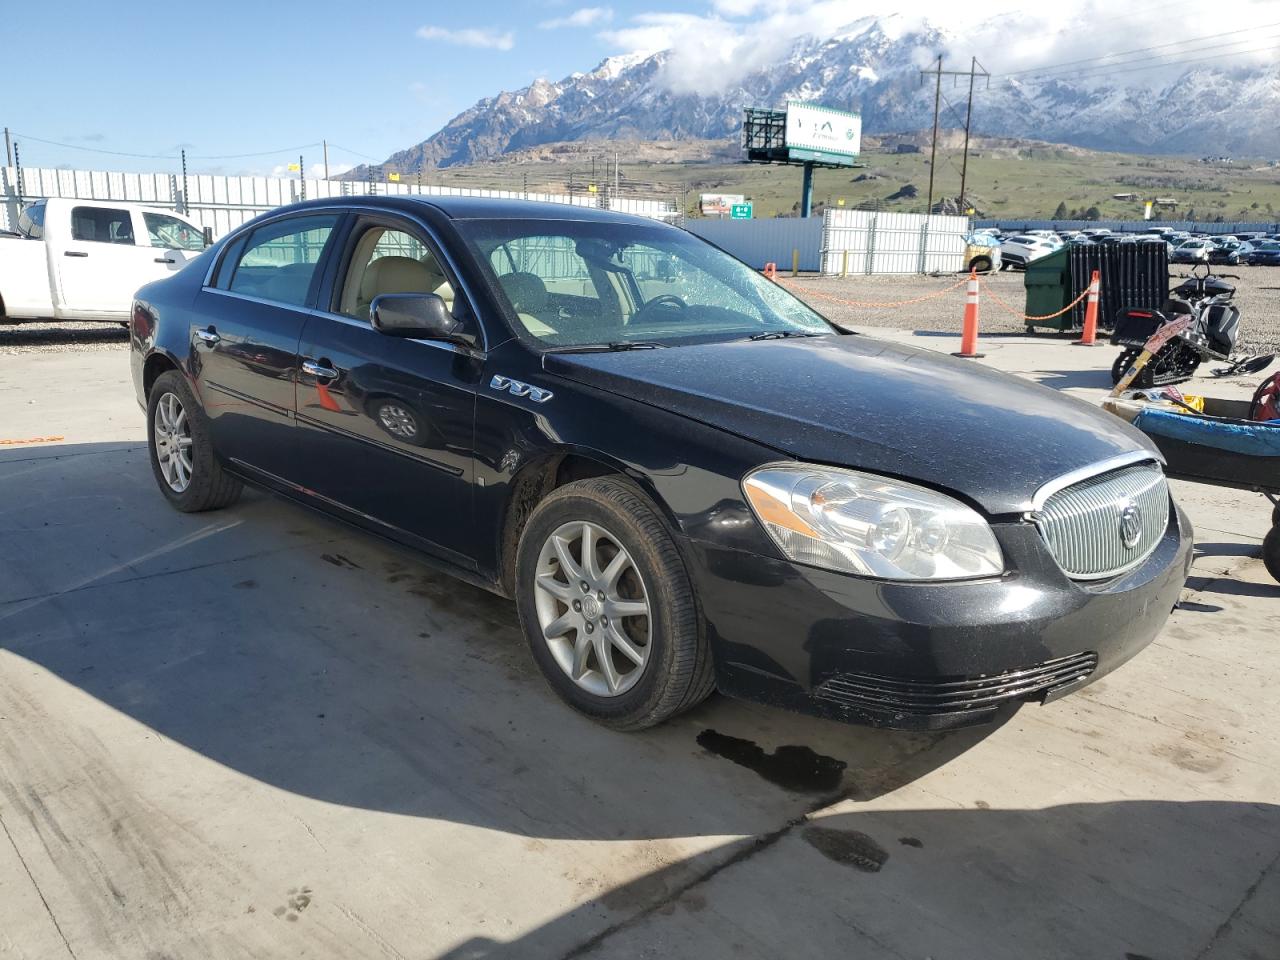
xmin=801 ymin=162 xmax=814 ymax=218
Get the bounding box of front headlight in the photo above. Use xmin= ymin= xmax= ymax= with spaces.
xmin=742 ymin=464 xmax=1004 ymax=581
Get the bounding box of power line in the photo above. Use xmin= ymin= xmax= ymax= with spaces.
xmin=981 ymin=39 xmax=1280 ymax=94
xmin=1000 ymin=22 xmax=1279 ymax=78
xmin=10 ymin=132 xmax=324 ymax=162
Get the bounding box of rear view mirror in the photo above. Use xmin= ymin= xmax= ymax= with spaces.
xmin=371 ymin=293 xmax=468 ymax=345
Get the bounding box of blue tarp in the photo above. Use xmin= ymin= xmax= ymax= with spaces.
xmin=1132 ymin=407 xmax=1280 ymax=457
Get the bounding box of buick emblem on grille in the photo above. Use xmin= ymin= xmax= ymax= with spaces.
xmin=1118 ymin=500 xmax=1143 ymax=550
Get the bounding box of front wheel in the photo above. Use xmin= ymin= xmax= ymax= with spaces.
xmin=514 ymin=477 xmax=714 ymax=730
xmin=147 ymin=370 xmax=242 ymax=512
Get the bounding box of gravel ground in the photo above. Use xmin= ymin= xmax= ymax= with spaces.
xmin=785 ymin=265 xmax=1280 ymax=354
xmin=4 ymin=265 xmax=1279 ymax=356
xmin=0 ymin=320 xmax=129 ymax=355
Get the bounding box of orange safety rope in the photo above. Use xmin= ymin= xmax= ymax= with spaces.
xmin=0 ymin=436 xmax=65 ymax=446
xmin=978 ymin=277 xmax=1093 ymax=322
xmin=776 ymin=274 xmax=971 ymax=309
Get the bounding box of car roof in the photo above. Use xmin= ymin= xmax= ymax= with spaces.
xmin=260 ymin=193 xmax=659 ymax=226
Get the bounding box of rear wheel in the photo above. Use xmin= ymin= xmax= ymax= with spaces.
xmin=147 ymin=370 xmax=242 ymax=512
xmin=514 ymin=477 xmax=714 ymax=730
xmin=969 ymin=256 xmax=992 ymax=274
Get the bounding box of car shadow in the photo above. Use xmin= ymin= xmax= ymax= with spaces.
xmin=1 ymin=442 xmax=1009 ymax=845
xmin=431 ymin=799 xmax=1280 ymax=959
xmin=1022 ymin=367 xmax=1118 ymax=390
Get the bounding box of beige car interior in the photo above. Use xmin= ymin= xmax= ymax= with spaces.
xmin=342 ymin=227 xmax=456 ymax=320
xmin=496 ymin=261 xmax=635 ymax=341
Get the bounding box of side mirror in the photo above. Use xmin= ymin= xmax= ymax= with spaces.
xmin=370 ymin=292 xmax=469 ymax=345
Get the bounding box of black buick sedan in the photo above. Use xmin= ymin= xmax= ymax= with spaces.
xmin=130 ymin=197 xmax=1192 ymax=731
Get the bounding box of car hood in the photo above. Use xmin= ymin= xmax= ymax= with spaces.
xmin=543 ymin=335 xmax=1159 ymax=515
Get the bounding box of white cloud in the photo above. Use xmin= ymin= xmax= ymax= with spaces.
xmin=416 ymin=25 xmax=515 ymax=50
xmin=268 ymin=162 xmax=355 ymax=179
xmin=599 ymin=0 xmax=1280 ymax=96
xmin=540 ymin=7 xmax=613 ymax=29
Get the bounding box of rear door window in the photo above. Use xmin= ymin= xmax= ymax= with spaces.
xmin=71 ymin=206 xmax=135 ymax=244
xmin=225 ymin=214 xmax=340 ymax=308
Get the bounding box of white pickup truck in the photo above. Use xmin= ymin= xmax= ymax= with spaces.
xmin=0 ymin=198 xmax=210 ymax=323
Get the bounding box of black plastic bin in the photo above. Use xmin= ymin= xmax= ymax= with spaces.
xmin=1023 ymin=240 xmax=1168 ymax=332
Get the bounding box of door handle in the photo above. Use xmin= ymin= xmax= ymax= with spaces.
xmin=195 ymin=327 xmax=221 ymax=345
xmin=302 ymin=359 xmax=338 ymax=380
xmin=64 ymin=251 xmax=89 ymax=258
xmin=155 ymin=257 xmax=176 ymax=264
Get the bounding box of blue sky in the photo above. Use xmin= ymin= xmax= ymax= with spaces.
xmin=4 ymin=0 xmax=702 ymax=176
xmin=8 ymin=0 xmax=1269 ymax=176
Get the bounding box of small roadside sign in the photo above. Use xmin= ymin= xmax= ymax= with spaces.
xmin=388 ymin=172 xmax=401 ymax=182
xmin=730 ymin=202 xmax=753 ymax=219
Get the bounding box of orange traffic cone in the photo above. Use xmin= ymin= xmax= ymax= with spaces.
xmin=1074 ymin=270 xmax=1101 ymax=346
xmin=763 ymin=262 xmax=777 ymax=280
xmin=953 ymin=270 xmax=984 ymax=358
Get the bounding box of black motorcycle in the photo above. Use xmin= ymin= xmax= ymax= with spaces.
xmin=1110 ymin=264 xmax=1270 ymax=387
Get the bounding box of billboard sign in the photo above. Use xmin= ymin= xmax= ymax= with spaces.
xmin=784 ymin=101 xmax=861 ymax=167
xmin=701 ymin=193 xmax=746 ymax=217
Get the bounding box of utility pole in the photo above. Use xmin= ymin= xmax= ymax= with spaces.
xmin=323 ymin=140 xmax=330 ymax=180
xmin=925 ymin=55 xmax=942 ymax=216
xmin=3 ymin=127 xmax=11 ymax=169
xmin=921 ymin=57 xmax=988 ymax=216
xmin=959 ymin=58 xmax=989 ymax=214
xmin=298 ymin=155 xmax=305 ymax=201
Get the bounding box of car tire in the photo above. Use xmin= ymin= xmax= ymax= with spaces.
xmin=969 ymin=256 xmax=992 ymax=273
xmin=147 ymin=369 xmax=243 ymax=513
xmin=1263 ymin=525 xmax=1280 ymax=584
xmin=514 ymin=476 xmax=715 ymax=730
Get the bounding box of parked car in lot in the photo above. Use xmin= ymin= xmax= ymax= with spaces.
xmin=1208 ymin=240 xmax=1244 ymax=265
xmin=130 ymin=196 xmax=1192 ymax=731
xmin=1247 ymin=240 xmax=1280 ymax=266
xmin=0 ymin=199 xmax=210 ymax=323
xmin=964 ymin=232 xmax=1002 ymax=272
xmin=1170 ymin=239 xmax=1212 ymax=264
xmin=1000 ymin=234 xmax=1059 ymax=269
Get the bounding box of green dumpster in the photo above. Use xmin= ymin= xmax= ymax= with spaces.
xmin=1023 ymin=247 xmax=1071 ymax=330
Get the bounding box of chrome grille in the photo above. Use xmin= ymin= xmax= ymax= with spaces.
xmin=1034 ymin=461 xmax=1169 ymax=580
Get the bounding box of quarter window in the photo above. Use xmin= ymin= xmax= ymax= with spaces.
xmin=144 ymin=212 xmax=207 ymax=251
xmin=226 ymin=214 xmax=339 ymax=307
xmin=71 ymin=207 xmax=134 ymax=244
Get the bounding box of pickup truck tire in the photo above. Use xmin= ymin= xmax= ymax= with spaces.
xmin=514 ymin=477 xmax=715 ymax=730
xmin=147 ymin=370 xmax=242 ymax=513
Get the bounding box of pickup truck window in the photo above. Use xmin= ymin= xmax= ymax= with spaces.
xmin=144 ymin=212 xmax=207 ymax=252
xmin=227 ymin=214 xmax=338 ymax=308
xmin=17 ymin=202 xmax=45 ymax=240
xmin=71 ymin=207 xmax=135 ymax=245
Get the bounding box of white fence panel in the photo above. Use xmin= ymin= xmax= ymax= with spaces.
xmin=822 ymin=209 xmax=969 ymax=275
xmin=1 ymin=164 xmax=678 ymax=236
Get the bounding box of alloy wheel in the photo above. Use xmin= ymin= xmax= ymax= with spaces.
xmin=153 ymin=391 xmax=194 ymax=493
xmin=532 ymin=520 xmax=651 ymax=697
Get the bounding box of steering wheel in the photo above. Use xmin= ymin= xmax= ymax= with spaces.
xmin=630 ymin=294 xmax=688 ymax=325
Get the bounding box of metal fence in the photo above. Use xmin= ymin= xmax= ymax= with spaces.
xmin=0 ymin=165 xmax=679 ymax=238
xmin=977 ymin=218 xmax=1280 ymax=236
xmin=684 ymin=218 xmax=824 ymax=271
xmin=821 ymin=209 xmax=970 ymax=275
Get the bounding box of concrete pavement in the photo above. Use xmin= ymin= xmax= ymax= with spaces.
xmin=0 ymin=339 xmax=1277 ymax=959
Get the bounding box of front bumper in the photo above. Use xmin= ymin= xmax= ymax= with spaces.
xmin=687 ymin=502 xmax=1193 ymax=730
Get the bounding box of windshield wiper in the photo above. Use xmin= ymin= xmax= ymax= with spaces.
xmin=746 ymin=330 xmax=825 ymax=341
xmin=550 ymin=341 xmax=669 ymax=353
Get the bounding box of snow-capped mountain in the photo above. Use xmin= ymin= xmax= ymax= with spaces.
xmin=363 ymin=20 xmax=1280 ymax=172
